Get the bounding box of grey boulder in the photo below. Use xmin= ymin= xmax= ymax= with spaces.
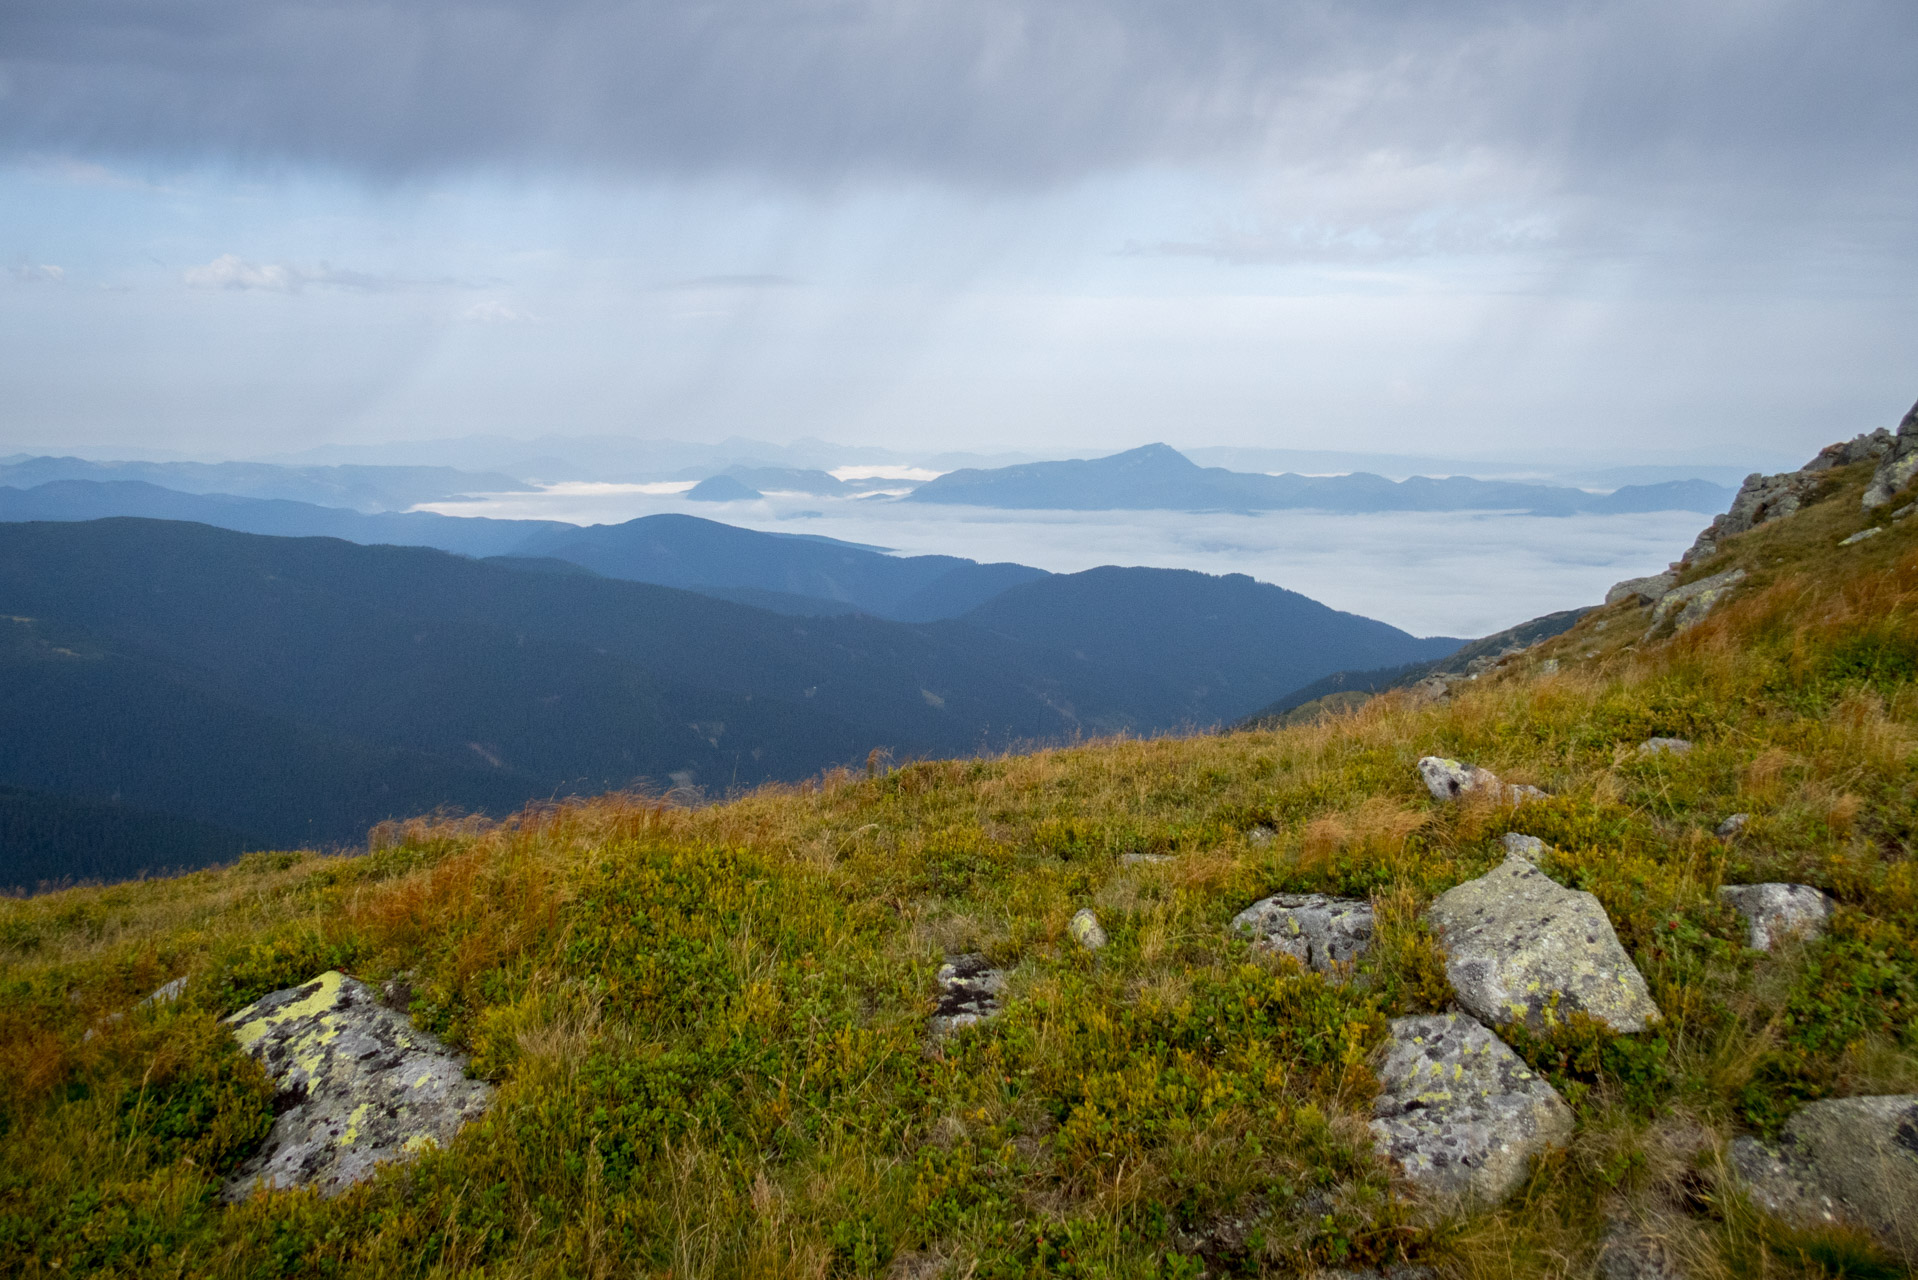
xmin=1636 ymin=737 xmax=1693 ymax=756
xmin=1230 ymin=893 xmax=1374 ymax=972
xmin=1862 ymin=400 xmax=1918 ymax=510
xmin=222 ymin=971 xmax=493 ymax=1201
xmin=1606 ymin=572 xmax=1677 ymax=607
xmin=1648 ymin=569 xmax=1746 ymax=635
xmin=1068 ymin=908 xmax=1108 ymax=951
xmin=1427 ymin=856 xmax=1661 ymax=1033
xmin=1369 ymin=1014 xmax=1574 ymax=1207
xmin=1501 ymin=833 xmax=1548 ymax=863
xmin=1417 ymin=756 xmax=1546 ymax=805
xmin=1730 ymin=1094 xmax=1918 ymax=1265
xmin=1717 ymin=883 xmax=1833 ymax=951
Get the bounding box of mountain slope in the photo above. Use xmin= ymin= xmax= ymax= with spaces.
xmin=953 ymin=566 xmax=1462 ymax=723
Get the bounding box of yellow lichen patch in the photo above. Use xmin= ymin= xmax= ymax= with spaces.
xmin=341 ymin=1101 xmax=370 ymax=1147
xmin=224 ymin=969 xmax=347 ymax=1050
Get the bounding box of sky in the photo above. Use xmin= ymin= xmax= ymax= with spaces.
xmin=2 ymin=0 xmax=1915 ymax=465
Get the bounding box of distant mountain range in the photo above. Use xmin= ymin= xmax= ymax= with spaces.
xmin=0 ymin=518 xmax=1460 ymax=886
xmin=0 ymin=456 xmax=529 ymax=512
xmin=907 ymin=444 xmax=1735 ymax=515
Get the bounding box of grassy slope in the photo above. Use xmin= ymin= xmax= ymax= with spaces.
xmin=2 ymin=461 xmax=1916 ymax=1279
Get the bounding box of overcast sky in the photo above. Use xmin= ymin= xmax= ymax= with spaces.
xmin=2 ymin=0 xmax=1913 ymax=465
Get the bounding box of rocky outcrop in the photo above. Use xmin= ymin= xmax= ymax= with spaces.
xmin=222 ymin=971 xmax=493 ymax=1201
xmin=1730 ymin=1095 xmax=1918 ymax=1264
xmin=1230 ymin=893 xmax=1374 ymax=972
xmin=1861 ymin=400 xmax=1918 ymax=510
xmin=1648 ymin=569 xmax=1746 ymax=634
xmin=1427 ymin=856 xmax=1660 ymax=1033
xmin=1068 ymin=908 xmax=1108 ymax=950
xmin=1717 ymin=883 xmax=1833 ymax=951
xmin=930 ymin=954 xmax=1006 ymax=1034
xmin=1607 ymin=572 xmax=1676 ymax=607
xmin=1369 ymin=1014 xmax=1575 ymax=1207
xmin=1417 ymin=757 xmax=1546 ymax=805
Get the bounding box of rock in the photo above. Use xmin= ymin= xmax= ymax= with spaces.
xmin=1230 ymin=893 xmax=1374 ymax=972
xmin=1538 ymin=658 xmax=1560 ymax=675
xmin=1607 ymin=572 xmax=1677 ymax=606
xmin=1895 ymin=503 xmax=1916 ymax=521
xmin=1408 ymin=674 xmax=1453 ymax=704
xmin=1369 ymin=1013 xmax=1575 ymax=1207
xmin=1636 ymin=737 xmax=1693 ymax=756
xmin=1121 ymin=852 xmax=1173 ymax=866
xmin=1730 ymin=1094 xmax=1918 ymax=1264
xmin=1416 ymin=756 xmax=1546 ymax=805
xmin=1247 ymin=825 xmax=1276 ymax=846
xmin=1862 ymin=400 xmax=1918 ymax=510
xmin=222 ymin=971 xmax=493 ymax=1201
xmin=1068 ymin=908 xmax=1108 ymax=950
xmin=930 ymin=954 xmax=1005 ymax=1034
xmin=1715 ymin=813 xmax=1749 ymax=838
xmin=1501 ymin=833 xmax=1547 ymax=862
xmin=1427 ymin=856 xmax=1660 ymax=1033
xmin=1596 ymin=1221 xmax=1687 ymax=1280
xmin=142 ymin=975 xmax=189 ymax=1006
xmin=1648 ymin=569 xmax=1746 ymax=635
xmin=1717 ymin=883 xmax=1833 ymax=951
xmin=1839 ymin=526 xmax=1884 ymax=546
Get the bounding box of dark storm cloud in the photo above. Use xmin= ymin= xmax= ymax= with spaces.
xmin=2 ymin=0 xmax=1913 ymax=200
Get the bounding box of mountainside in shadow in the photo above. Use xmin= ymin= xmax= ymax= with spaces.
xmin=0 ymin=484 xmax=1048 ymax=621
xmin=0 ymin=457 xmax=529 ymax=511
xmin=907 ymin=443 xmax=1733 ymax=514
xmin=954 ymin=566 xmax=1462 ymax=724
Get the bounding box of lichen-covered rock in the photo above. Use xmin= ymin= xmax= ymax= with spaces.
xmin=1730 ymin=1095 xmax=1918 ymax=1264
xmin=1230 ymin=893 xmax=1374 ymax=972
xmin=1596 ymin=1221 xmax=1688 ymax=1280
xmin=1648 ymin=568 xmax=1746 ymax=634
xmin=1501 ymin=833 xmax=1547 ymax=862
xmin=1717 ymin=883 xmax=1833 ymax=951
xmin=1369 ymin=1014 xmax=1574 ymax=1207
xmin=930 ymin=954 xmax=1005 ymax=1034
xmin=1606 ymin=572 xmax=1676 ymax=606
xmin=1068 ymin=908 xmax=1108 ymax=950
xmin=1637 ymin=737 xmax=1692 ymax=756
xmin=222 ymin=971 xmax=493 ymax=1201
xmin=1417 ymin=757 xmax=1545 ymax=805
xmin=1427 ymin=856 xmax=1660 ymax=1033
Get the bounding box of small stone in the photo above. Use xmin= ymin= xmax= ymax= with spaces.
xmin=1068 ymin=908 xmax=1107 ymax=951
xmin=1416 ymin=756 xmax=1545 ymax=805
xmin=1230 ymin=893 xmax=1375 ymax=972
xmin=1715 ymin=813 xmax=1749 ymax=838
xmin=930 ymin=954 xmax=1005 ymax=1034
xmin=141 ymin=976 xmax=189 ymax=1007
xmin=1717 ymin=883 xmax=1833 ymax=951
xmin=1501 ymin=833 xmax=1548 ymax=862
xmin=1120 ymin=852 xmax=1173 ymax=866
xmin=1247 ymin=825 xmax=1276 ymax=846
xmin=1636 ymin=737 xmax=1693 ymax=756
xmin=1839 ymin=527 xmax=1884 ymax=545
xmin=1539 ymin=658 xmax=1560 ymax=675
xmin=1427 ymin=857 xmax=1660 ymax=1033
xmin=222 ymin=971 xmax=493 ymax=1201
xmin=1730 ymin=1094 xmax=1918 ymax=1264
xmin=1894 ymin=503 xmax=1916 ymax=521
xmin=1369 ymin=1013 xmax=1575 ymax=1207
xmin=1596 ymin=1221 xmax=1687 ymax=1280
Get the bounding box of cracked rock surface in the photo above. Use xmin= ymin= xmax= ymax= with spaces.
xmin=1230 ymin=893 xmax=1374 ymax=972
xmin=222 ymin=970 xmax=493 ymax=1201
xmin=1730 ymin=1094 xmax=1918 ymax=1265
xmin=1369 ymin=1014 xmax=1574 ymax=1207
xmin=1427 ymin=856 xmax=1660 ymax=1033
xmin=1417 ymin=757 xmax=1545 ymax=805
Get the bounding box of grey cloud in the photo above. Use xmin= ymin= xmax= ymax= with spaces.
xmin=2 ymin=0 xmax=1912 ymax=200
xmin=181 ymin=253 xmax=476 ymax=293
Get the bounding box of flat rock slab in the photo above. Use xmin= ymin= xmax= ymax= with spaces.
xmin=1370 ymin=1014 xmax=1574 ymax=1207
xmin=1417 ymin=757 xmax=1546 ymax=805
xmin=1428 ymin=856 xmax=1660 ymax=1033
xmin=930 ymin=954 xmax=1006 ymax=1035
xmin=222 ymin=970 xmax=493 ymax=1201
xmin=1717 ymin=883 xmax=1833 ymax=951
xmin=1730 ymin=1094 xmax=1918 ymax=1264
xmin=1230 ymin=893 xmax=1374 ymax=972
